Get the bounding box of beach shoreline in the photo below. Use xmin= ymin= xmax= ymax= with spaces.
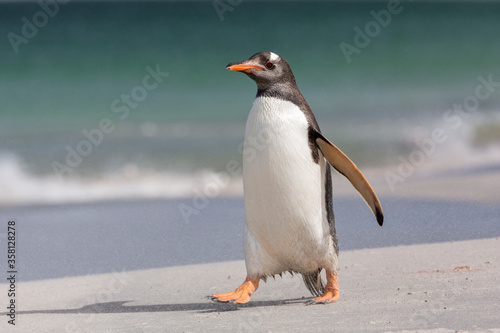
xmin=1 ymin=237 xmax=499 ymax=332
xmin=1 ymin=189 xmax=500 ymax=283
xmin=0 ymin=155 xmax=499 ymax=331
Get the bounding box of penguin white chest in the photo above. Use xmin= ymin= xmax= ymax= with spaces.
xmin=243 ymin=97 xmax=332 ymax=275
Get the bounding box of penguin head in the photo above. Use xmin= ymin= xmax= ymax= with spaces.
xmin=226 ymin=52 xmax=296 ymax=91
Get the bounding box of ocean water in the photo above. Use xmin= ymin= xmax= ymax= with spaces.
xmin=1 ymin=1 xmax=500 ymax=205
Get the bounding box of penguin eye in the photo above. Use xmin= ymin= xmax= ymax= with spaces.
xmin=265 ymin=62 xmax=275 ymax=69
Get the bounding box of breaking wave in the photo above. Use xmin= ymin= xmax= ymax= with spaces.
xmin=0 ymin=154 xmax=243 ymax=207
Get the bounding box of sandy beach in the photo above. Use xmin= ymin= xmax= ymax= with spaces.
xmin=0 ymin=238 xmax=499 ymax=332
xmin=0 ymin=168 xmax=500 ymax=332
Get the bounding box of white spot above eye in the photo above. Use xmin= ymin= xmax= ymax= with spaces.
xmin=269 ymin=52 xmax=279 ymax=62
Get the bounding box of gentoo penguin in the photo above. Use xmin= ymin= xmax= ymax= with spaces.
xmin=212 ymin=52 xmax=383 ymax=305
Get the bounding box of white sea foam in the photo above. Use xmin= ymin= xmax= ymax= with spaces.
xmin=0 ymin=155 xmax=243 ymax=207
xmin=2 ymin=111 xmax=500 ymax=207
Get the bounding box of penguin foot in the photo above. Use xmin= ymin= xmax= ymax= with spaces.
xmin=307 ymin=273 xmax=339 ymax=305
xmin=212 ymin=276 xmax=260 ymax=304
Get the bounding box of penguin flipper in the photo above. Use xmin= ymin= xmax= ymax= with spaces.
xmin=314 ymin=131 xmax=384 ymax=226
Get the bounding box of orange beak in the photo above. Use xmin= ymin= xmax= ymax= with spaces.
xmin=226 ymin=64 xmax=263 ymax=73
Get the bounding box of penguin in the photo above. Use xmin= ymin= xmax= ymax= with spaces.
xmin=212 ymin=52 xmax=383 ymax=305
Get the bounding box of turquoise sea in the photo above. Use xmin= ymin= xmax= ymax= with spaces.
xmin=1 ymin=0 xmax=500 ymax=205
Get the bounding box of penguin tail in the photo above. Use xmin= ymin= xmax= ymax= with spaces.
xmin=302 ymin=269 xmax=325 ymax=297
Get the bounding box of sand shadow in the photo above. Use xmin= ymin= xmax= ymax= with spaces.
xmin=8 ymin=298 xmax=307 ymax=316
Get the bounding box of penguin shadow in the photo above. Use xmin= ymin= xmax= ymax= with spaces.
xmin=9 ymin=297 xmax=308 ymax=316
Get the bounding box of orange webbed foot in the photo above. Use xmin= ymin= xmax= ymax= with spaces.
xmin=307 ymin=273 xmax=339 ymax=305
xmin=212 ymin=276 xmax=260 ymax=304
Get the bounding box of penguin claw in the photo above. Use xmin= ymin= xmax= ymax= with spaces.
xmin=211 ymin=295 xmax=226 ymax=303
xmin=306 ymin=296 xmax=335 ymax=305
xmin=211 ymin=292 xmax=248 ymax=304
xmin=307 ymin=291 xmax=339 ymax=305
